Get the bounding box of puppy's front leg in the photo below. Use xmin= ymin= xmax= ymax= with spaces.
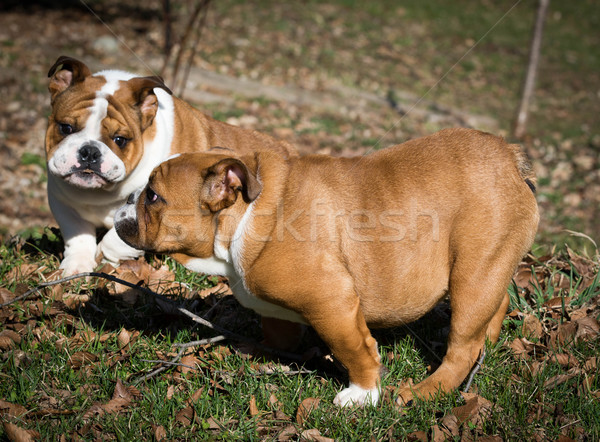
xmin=306 ymin=297 xmax=381 ymax=407
xmin=49 ymin=193 xmax=98 ymax=276
xmin=97 ymin=227 xmax=144 ymax=265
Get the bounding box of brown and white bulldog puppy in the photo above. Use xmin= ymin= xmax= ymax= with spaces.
xmin=45 ymin=55 xmax=295 ymax=275
xmin=114 ymin=128 xmax=539 ymax=407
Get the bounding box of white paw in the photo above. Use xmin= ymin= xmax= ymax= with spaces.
xmin=60 ymin=252 xmax=97 ymax=276
xmin=97 ymin=228 xmax=144 ymax=265
xmin=333 ymin=383 xmax=380 ymax=407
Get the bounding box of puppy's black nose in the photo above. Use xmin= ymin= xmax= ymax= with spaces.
xmin=126 ymin=193 xmax=136 ymax=205
xmin=78 ymin=144 xmax=101 ymax=165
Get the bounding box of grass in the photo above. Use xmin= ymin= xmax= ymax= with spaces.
xmin=0 ymin=231 xmax=599 ymax=440
xmin=1 ymin=0 xmax=599 ymax=438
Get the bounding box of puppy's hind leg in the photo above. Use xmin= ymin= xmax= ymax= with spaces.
xmin=396 ymin=249 xmax=517 ymax=405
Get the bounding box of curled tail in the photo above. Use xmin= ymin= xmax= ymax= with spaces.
xmin=508 ymin=144 xmax=536 ymax=194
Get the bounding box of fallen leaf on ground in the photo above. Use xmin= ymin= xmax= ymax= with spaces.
xmin=0 ymin=399 xmax=27 ymax=418
xmin=2 ymin=422 xmax=40 ymax=442
xmin=543 ymin=367 xmax=582 ymax=389
xmin=198 ymin=282 xmax=233 ymax=298
xmin=268 ymin=393 xmax=283 ymax=410
xmin=68 ymin=351 xmax=98 ymax=369
xmin=575 ymin=316 xmax=599 ymax=342
xmin=153 ymin=424 xmax=167 ymax=441
xmin=522 ymin=313 xmax=544 ymax=340
xmin=82 ymin=379 xmax=136 ymax=421
xmin=277 ymin=425 xmax=298 ymax=441
xmin=407 ymin=430 xmax=428 ymax=441
xmin=249 ymin=395 xmax=259 ymax=416
xmin=0 ymin=329 xmax=21 ymax=350
xmin=175 ymin=406 xmax=195 ymax=426
xmin=300 ymin=428 xmax=334 ymax=442
xmin=0 ymin=288 xmax=15 ymax=304
xmin=296 ymin=397 xmax=320 ymax=426
xmin=452 ymin=392 xmax=496 ymax=429
xmin=177 ymin=355 xmax=202 ymax=375
xmin=545 ymin=353 xmax=579 ymax=367
xmin=117 ymin=328 xmax=131 ymax=349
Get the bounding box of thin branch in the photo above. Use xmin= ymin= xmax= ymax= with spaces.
xmin=140 ymin=359 xmax=198 ymax=370
xmin=178 ymin=0 xmax=212 ymax=97
xmin=513 ymin=0 xmax=550 ymax=139
xmin=173 ymin=336 xmax=227 ymax=348
xmin=463 ymin=349 xmax=486 ymax=393
xmin=133 ymin=347 xmax=186 ymax=385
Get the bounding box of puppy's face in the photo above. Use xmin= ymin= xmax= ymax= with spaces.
xmin=114 ymin=153 xmax=261 ymax=258
xmin=45 ymin=56 xmax=171 ymax=189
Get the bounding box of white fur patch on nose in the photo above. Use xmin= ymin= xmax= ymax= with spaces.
xmin=333 ymin=383 xmax=380 ymax=407
xmin=115 ymin=190 xmax=140 ymax=224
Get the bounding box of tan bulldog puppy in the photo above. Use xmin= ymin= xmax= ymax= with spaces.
xmin=45 ymin=56 xmax=295 ymax=275
xmin=114 ymin=128 xmax=539 ymax=407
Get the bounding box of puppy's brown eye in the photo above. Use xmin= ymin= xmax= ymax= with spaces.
xmin=58 ymin=123 xmax=74 ymax=136
xmin=146 ymin=187 xmax=159 ymax=204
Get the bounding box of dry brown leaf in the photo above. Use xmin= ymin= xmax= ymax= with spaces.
xmin=206 ymin=416 xmax=221 ymax=430
xmin=546 ymin=353 xmax=579 ymax=367
xmin=61 ymin=292 xmax=90 ymax=309
xmin=431 ymin=424 xmax=452 ymax=442
xmin=277 ymin=424 xmax=298 ymax=441
xmin=198 ymin=282 xmax=233 ymax=299
xmin=543 ymin=367 xmax=582 ymax=389
xmin=82 ymin=379 xmax=135 ymax=421
xmin=406 ymin=430 xmax=428 ymax=441
xmin=296 ymin=397 xmax=320 ymax=426
xmin=584 ymin=356 xmax=597 ymax=371
xmin=522 ymin=313 xmax=544 ymax=340
xmin=300 ymin=428 xmax=334 ymax=442
xmin=249 ymin=395 xmax=259 ymax=416
xmin=575 ymin=316 xmax=600 ymax=342
xmin=268 ymin=393 xmax=283 ymax=410
xmin=513 ymin=265 xmax=535 ymax=291
xmin=570 ymin=307 xmax=590 ymax=322
xmin=440 ymin=413 xmax=460 ymax=437
xmin=175 ymin=406 xmax=195 ymax=426
xmin=2 ymin=422 xmax=40 ymax=442
xmin=147 ymin=265 xmax=176 ymax=290
xmin=111 ymin=269 xmax=143 ymax=304
xmin=550 ymin=322 xmax=578 ymax=349
xmin=153 ymin=424 xmax=167 ymax=441
xmin=0 ymin=329 xmax=21 ymax=350
xmin=452 ymin=392 xmax=495 ymax=428
xmin=166 ymin=385 xmax=176 ymax=400
xmin=178 ymin=355 xmax=202 ymax=375
xmin=0 ymin=287 xmax=15 ymax=304
xmin=187 ymin=387 xmax=205 ymax=404
xmin=567 ymin=247 xmax=598 ymax=290
xmin=117 ymin=328 xmax=131 ymax=349
xmin=117 ymin=259 xmax=152 ymax=281
xmin=0 ymin=399 xmax=28 ymax=418
xmin=68 ymin=351 xmax=98 ymax=369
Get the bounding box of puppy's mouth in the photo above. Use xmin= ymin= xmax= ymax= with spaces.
xmin=63 ymin=169 xmax=109 ymax=189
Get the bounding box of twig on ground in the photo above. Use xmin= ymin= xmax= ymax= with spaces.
xmin=139 ymin=359 xmax=198 ymax=370
xmin=173 ymin=336 xmax=227 ymax=348
xmin=463 ymin=349 xmax=486 ymax=393
xmin=133 ymin=347 xmax=186 ymax=385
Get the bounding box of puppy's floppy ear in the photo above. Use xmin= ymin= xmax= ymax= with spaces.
xmin=126 ymin=76 xmax=173 ymax=130
xmin=47 ymin=55 xmax=92 ymax=99
xmin=202 ymin=157 xmax=262 ymax=212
